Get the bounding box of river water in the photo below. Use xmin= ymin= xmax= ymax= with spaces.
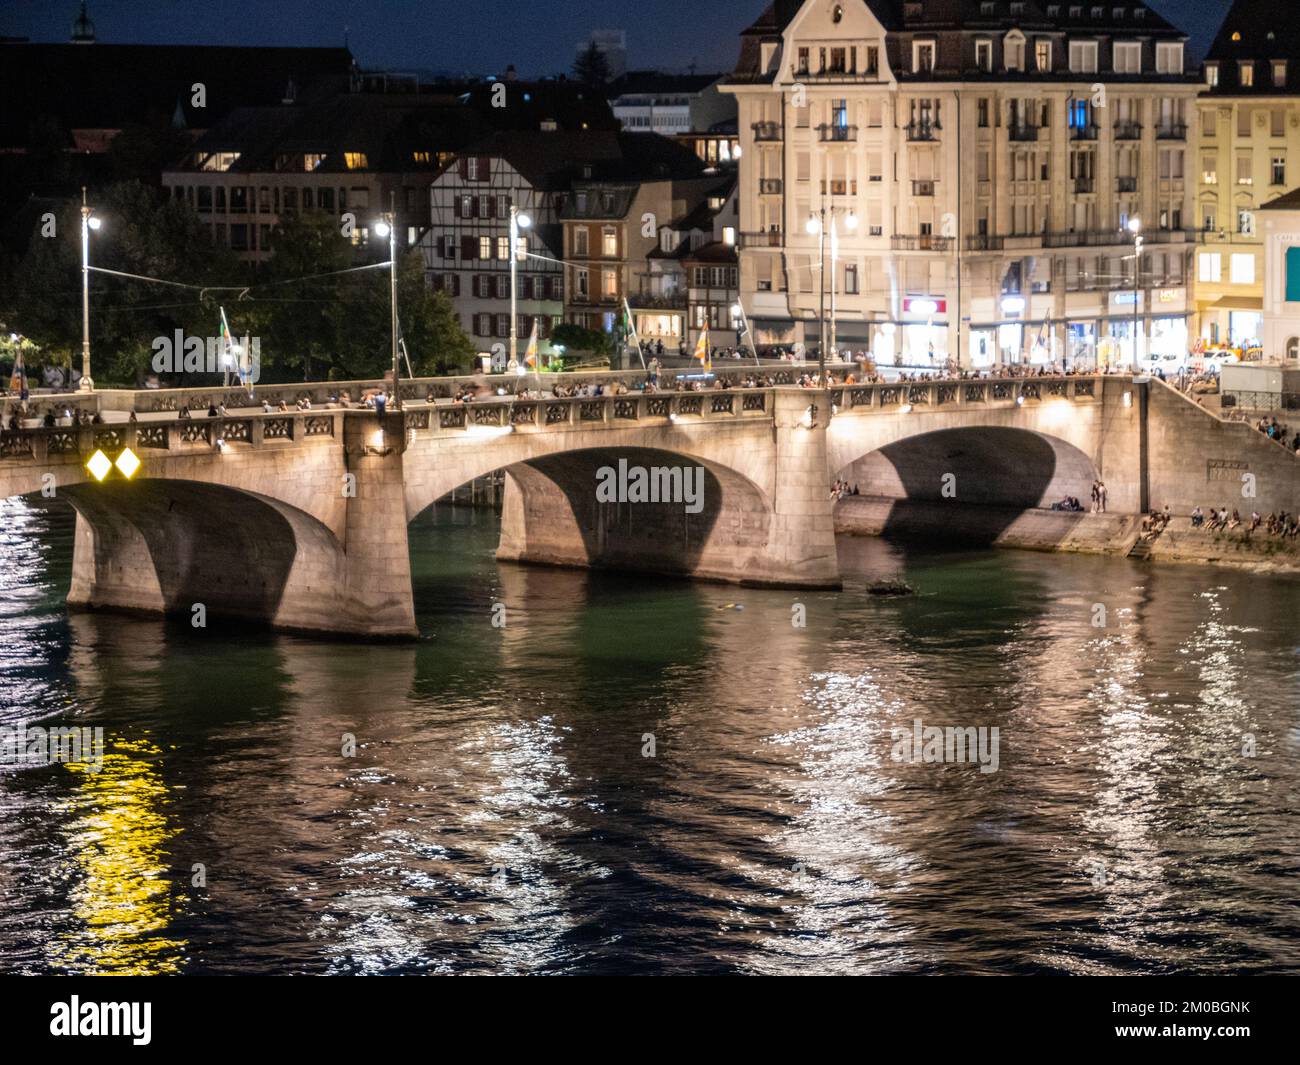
xmin=0 ymin=497 xmax=1296 ymax=975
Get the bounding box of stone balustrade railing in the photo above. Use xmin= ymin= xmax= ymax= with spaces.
xmin=410 ymin=388 xmax=774 ymax=437
xmin=828 ymin=374 xmax=1103 ymax=413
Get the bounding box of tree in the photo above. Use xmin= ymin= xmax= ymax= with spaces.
xmin=4 ymin=181 xmax=240 ymax=386
xmin=551 ymin=322 xmax=612 ymax=358
xmin=573 ymin=41 xmax=612 ymax=88
xmin=255 ymin=216 xmax=473 ymax=381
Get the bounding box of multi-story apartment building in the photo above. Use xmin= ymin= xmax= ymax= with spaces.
xmin=420 ymin=131 xmax=705 ymax=357
xmin=723 ymin=0 xmax=1200 ymax=369
xmin=1193 ymin=0 xmax=1300 ymax=354
xmin=634 ymin=179 xmax=740 ymax=352
xmin=163 ymin=87 xmax=469 ymax=263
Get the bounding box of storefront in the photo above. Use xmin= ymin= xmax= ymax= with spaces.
xmin=900 ymin=297 xmax=948 ymax=366
xmin=1066 ymin=321 xmax=1097 ymax=368
xmin=1229 ymin=310 xmax=1262 ymax=346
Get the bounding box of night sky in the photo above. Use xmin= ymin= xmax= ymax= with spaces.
xmin=2 ymin=0 xmax=1233 ymax=77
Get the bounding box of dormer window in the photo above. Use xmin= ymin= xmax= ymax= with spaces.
xmin=1004 ymin=32 xmax=1025 ymax=72
xmin=1205 ymin=62 xmax=1219 ymax=87
xmin=913 ymin=40 xmax=936 ymax=74
xmin=1155 ymin=42 xmax=1183 ymax=75
xmin=1114 ymin=41 xmax=1141 ymax=75
xmin=1274 ymin=60 xmax=1288 ymax=87
xmin=981 ymin=1 xmax=994 ymax=13
xmin=976 ymin=39 xmax=993 ymax=72
xmin=1240 ymin=60 xmax=1255 ymax=87
xmin=1035 ymin=39 xmax=1052 ymax=72
xmin=832 ymin=4 xmax=843 ymax=22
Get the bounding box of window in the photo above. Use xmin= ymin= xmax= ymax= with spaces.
xmin=1239 ymin=209 xmax=1255 ymax=236
xmin=1274 ymin=61 xmax=1288 ymax=88
xmin=573 ymin=228 xmax=589 ymax=256
xmin=865 ymin=46 xmax=879 ymax=75
xmin=1230 ymin=253 xmax=1255 ymax=285
xmin=479 ymin=236 xmax=492 ymax=259
xmin=1237 ymin=151 xmax=1253 ymax=185
xmin=303 ymin=154 xmax=323 ymax=172
xmin=1004 ymin=36 xmax=1025 ymax=72
xmin=1288 ymin=247 xmax=1300 ymax=302
xmin=913 ymin=41 xmax=935 ymax=74
xmin=576 ymin=269 xmax=589 ymax=297
xmin=1202 ymin=156 xmax=1218 ymax=184
xmin=1273 ymin=155 xmax=1287 ymax=186
xmin=602 ymin=227 xmax=618 ymax=256
xmin=977 ymin=98 xmax=990 ymax=127
xmin=1206 ymin=63 xmax=1219 ymax=87
xmin=845 ymin=263 xmax=859 ymax=294
xmin=976 ymin=40 xmax=992 ymax=72
xmin=1114 ymin=42 xmax=1141 ymax=75
xmin=797 ymin=47 xmax=809 ymax=74
xmin=1069 ymin=41 xmax=1098 ymax=74
xmin=1198 ymin=253 xmax=1221 ymax=283
xmin=497 ymin=236 xmax=510 ymax=260
xmin=1035 ymin=40 xmax=1052 ymax=73
xmin=343 ymin=152 xmax=368 ymax=170
xmin=1155 ymin=42 xmax=1183 ymax=75
xmin=1239 ymin=61 xmax=1254 ymax=87
xmin=601 ymin=269 xmax=617 ymax=299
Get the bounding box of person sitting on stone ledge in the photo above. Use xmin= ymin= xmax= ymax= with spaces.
xmin=207 ymin=403 xmax=219 ymax=417
xmin=1229 ymin=509 xmax=1241 ymax=529
xmin=1190 ymin=506 xmax=1204 ymax=528
xmin=178 ymin=405 xmax=191 ymax=420
xmin=1249 ymin=511 xmax=1262 ymax=534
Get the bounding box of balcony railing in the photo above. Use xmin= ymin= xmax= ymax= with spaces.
xmin=758 ymin=178 xmax=783 ymax=194
xmin=738 ymin=229 xmax=783 ymax=248
xmin=1117 ymin=175 xmax=1137 ymax=193
xmin=892 ymin=235 xmax=952 ymax=251
xmin=906 ymin=122 xmax=940 ymax=141
xmin=1114 ymin=121 xmax=1143 ymax=140
xmin=752 ymin=121 xmax=783 ymax=141
xmin=1008 ymin=124 xmax=1040 ymax=142
xmin=1156 ymin=122 xmax=1188 ymax=140
xmin=817 ymin=123 xmax=858 ymax=142
xmin=1070 ymin=124 xmax=1099 ymax=141
xmin=912 ymin=180 xmax=936 ymax=197
xmin=1074 ymin=177 xmax=1096 ymax=193
xmin=966 ymin=235 xmax=1005 ymax=251
xmin=1043 ymin=227 xmax=1197 ymax=248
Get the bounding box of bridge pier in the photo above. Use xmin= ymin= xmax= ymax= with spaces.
xmin=495 ymin=387 xmax=841 ymax=590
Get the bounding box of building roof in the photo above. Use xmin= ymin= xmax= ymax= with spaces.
xmin=171 ymin=92 xmax=478 ymax=174
xmin=1258 ymin=187 xmax=1300 ymax=211
xmin=727 ymin=0 xmax=1189 ymax=85
xmin=0 ymin=42 xmax=355 ymax=148
xmin=1204 ymin=1 xmax=1300 ymax=94
xmin=607 ymin=71 xmax=722 ymax=98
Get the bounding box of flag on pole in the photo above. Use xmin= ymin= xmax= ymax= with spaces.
xmin=524 ymin=318 xmax=539 ymax=368
xmin=9 ymin=343 xmax=27 ymax=401
xmin=694 ymin=324 xmax=711 ymax=372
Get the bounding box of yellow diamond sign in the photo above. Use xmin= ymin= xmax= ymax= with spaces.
xmin=115 ymin=447 xmax=140 ymax=479
xmin=86 ymin=449 xmax=112 ymax=482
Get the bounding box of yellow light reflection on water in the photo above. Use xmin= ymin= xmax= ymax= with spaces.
xmin=48 ymin=737 xmax=186 ymax=975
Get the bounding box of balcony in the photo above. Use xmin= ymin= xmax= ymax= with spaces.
xmin=892 ymin=235 xmax=952 ymax=251
xmin=1114 ymin=120 xmax=1143 ymax=140
xmin=1043 ymin=228 xmax=1198 ymax=248
xmin=1008 ymin=124 xmax=1040 ymax=142
xmin=1074 ymin=177 xmax=1096 ymax=193
xmin=966 ymin=235 xmax=1005 ymax=251
xmin=906 ymin=122 xmax=940 ymax=141
xmin=912 ymin=180 xmax=936 ymax=197
xmin=751 ymin=121 xmax=782 ymax=142
xmin=817 ymin=123 xmax=858 ymax=142
xmin=631 ymin=292 xmax=687 ymax=310
xmin=758 ymin=178 xmax=783 ymax=195
xmin=1070 ymin=124 xmax=1099 ymax=141
xmin=1156 ymin=122 xmax=1188 ymax=140
xmin=1116 ymin=176 xmax=1137 ymax=193
xmin=739 ymin=229 xmax=783 ymax=249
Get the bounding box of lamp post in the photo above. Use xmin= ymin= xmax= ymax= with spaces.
xmin=509 ymin=204 xmax=532 ymax=377
xmin=79 ymin=187 xmax=101 ymax=392
xmin=373 ymin=192 xmax=401 ymax=410
xmin=1128 ymin=216 xmax=1143 ymax=371
xmin=806 ymin=205 xmax=857 ymax=383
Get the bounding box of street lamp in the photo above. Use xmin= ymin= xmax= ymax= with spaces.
xmin=806 ymin=206 xmax=857 ymax=383
xmin=373 ymin=192 xmax=400 ymax=410
xmin=509 ymin=205 xmax=532 ymax=376
xmin=1128 ymin=216 xmax=1143 ymax=370
xmin=79 ymin=187 xmax=101 ymax=392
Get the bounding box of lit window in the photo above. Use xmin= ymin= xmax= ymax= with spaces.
xmin=343 ymin=152 xmax=368 ymax=170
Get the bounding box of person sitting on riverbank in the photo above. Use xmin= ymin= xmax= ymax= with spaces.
xmin=1249 ymin=511 xmax=1262 ymax=534
xmin=1191 ymin=506 xmax=1204 ymax=528
xmin=1229 ymin=509 xmax=1242 ymax=529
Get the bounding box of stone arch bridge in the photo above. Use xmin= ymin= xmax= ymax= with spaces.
xmin=2 ymin=372 xmax=1295 ymax=637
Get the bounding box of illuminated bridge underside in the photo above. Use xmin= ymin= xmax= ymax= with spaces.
xmin=3 ymin=375 xmax=1299 ymax=637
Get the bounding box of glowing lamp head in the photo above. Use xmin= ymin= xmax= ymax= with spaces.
xmin=373 ymin=220 xmax=392 ymax=238
xmin=86 ymin=216 xmax=102 ymax=231
xmin=1127 ymin=217 xmax=1142 ymax=234
xmin=844 ymin=212 xmax=859 ymax=232
xmin=114 ymin=447 xmax=140 ymax=479
xmin=805 ymin=216 xmax=820 ymax=235
xmin=516 ymin=212 xmax=532 ymax=229
xmin=86 ymin=449 xmax=112 ymax=482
